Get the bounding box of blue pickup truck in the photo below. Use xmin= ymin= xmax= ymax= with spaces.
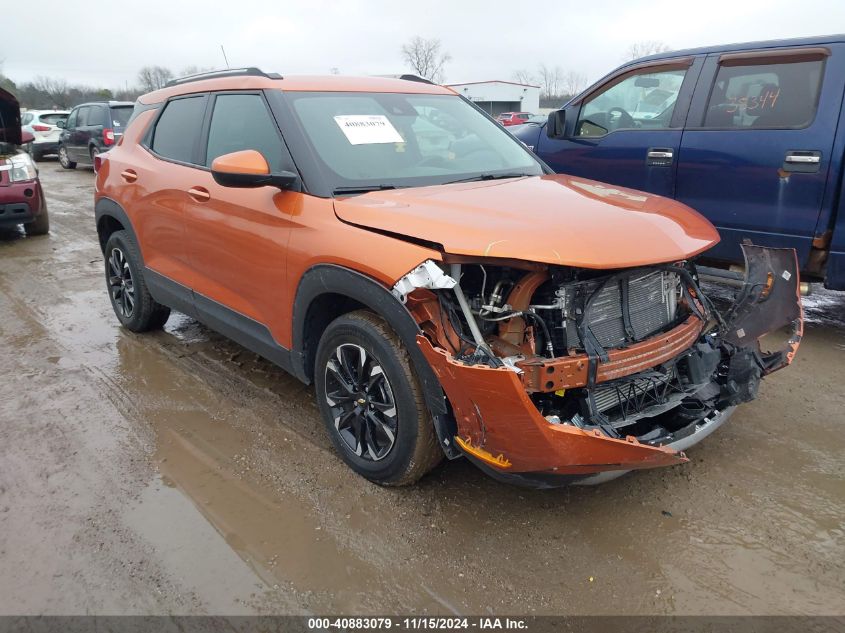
xmin=512 ymin=35 xmax=845 ymax=290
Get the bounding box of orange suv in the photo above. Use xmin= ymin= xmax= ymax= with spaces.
xmin=95 ymin=68 xmax=802 ymax=487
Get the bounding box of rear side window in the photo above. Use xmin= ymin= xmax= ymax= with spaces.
xmin=39 ymin=113 xmax=67 ymax=125
xmin=205 ymin=94 xmax=284 ymax=170
xmin=703 ymin=58 xmax=824 ymax=129
xmin=88 ymin=106 xmax=107 ymax=127
xmin=151 ymin=96 xmax=206 ymax=164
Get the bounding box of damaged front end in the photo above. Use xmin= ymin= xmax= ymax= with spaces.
xmin=397 ymin=244 xmax=803 ymax=487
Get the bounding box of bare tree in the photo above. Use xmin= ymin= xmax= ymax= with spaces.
xmin=625 ymin=41 xmax=671 ymax=60
xmin=137 ymin=66 xmax=174 ymax=92
xmin=536 ymin=64 xmax=563 ymax=99
xmin=512 ymin=69 xmax=535 ymax=85
xmin=31 ymin=76 xmax=69 ymax=108
xmin=562 ymin=70 xmax=588 ymax=97
xmin=401 ymin=36 xmax=452 ymax=84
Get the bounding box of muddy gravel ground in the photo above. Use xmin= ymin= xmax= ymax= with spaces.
xmin=1 ymin=164 xmax=844 ymax=616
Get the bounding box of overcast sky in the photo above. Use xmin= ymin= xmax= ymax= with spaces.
xmin=2 ymin=0 xmax=843 ymax=90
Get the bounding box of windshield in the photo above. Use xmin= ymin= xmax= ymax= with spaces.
xmin=285 ymin=92 xmax=543 ymax=192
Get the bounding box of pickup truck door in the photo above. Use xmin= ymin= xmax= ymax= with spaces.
xmin=533 ymin=57 xmax=703 ymax=197
xmin=675 ymin=46 xmax=845 ymax=267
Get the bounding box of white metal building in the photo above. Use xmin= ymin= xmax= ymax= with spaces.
xmin=446 ymin=80 xmax=541 ymax=116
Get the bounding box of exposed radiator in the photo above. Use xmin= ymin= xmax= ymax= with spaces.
xmin=542 ymin=270 xmax=680 ymax=353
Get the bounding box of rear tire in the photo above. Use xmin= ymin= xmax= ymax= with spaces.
xmin=24 ymin=200 xmax=50 ymax=236
xmin=314 ymin=310 xmax=442 ymax=486
xmin=58 ymin=145 xmax=76 ymax=169
xmin=90 ymin=146 xmax=100 ymax=164
xmin=104 ymin=230 xmax=170 ymax=332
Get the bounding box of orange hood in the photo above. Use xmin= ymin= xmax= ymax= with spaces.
xmin=333 ymin=175 xmax=720 ymax=269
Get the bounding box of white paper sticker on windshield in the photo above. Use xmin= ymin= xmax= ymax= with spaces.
xmin=333 ymin=115 xmax=404 ymax=145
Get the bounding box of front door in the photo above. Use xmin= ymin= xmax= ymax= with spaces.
xmin=675 ymin=47 xmax=845 ymax=266
xmin=535 ymin=59 xmax=702 ymax=198
xmin=183 ymin=91 xmax=295 ymax=342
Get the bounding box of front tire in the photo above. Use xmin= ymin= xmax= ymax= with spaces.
xmin=24 ymin=199 xmax=50 ymax=236
xmin=58 ymin=145 xmax=76 ymax=169
xmin=104 ymin=230 xmax=170 ymax=332
xmin=315 ymin=310 xmax=442 ymax=486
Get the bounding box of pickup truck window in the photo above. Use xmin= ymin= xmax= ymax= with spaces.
xmin=577 ymin=68 xmax=687 ymax=137
xmin=703 ymin=59 xmax=824 ymax=129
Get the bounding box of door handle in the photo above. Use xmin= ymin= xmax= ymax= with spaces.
xmin=120 ymin=169 xmax=137 ymax=183
xmin=784 ymin=154 xmax=820 ymax=164
xmin=647 ymin=147 xmax=674 ymax=166
xmin=783 ymin=151 xmax=821 ymax=173
xmin=187 ymin=187 xmax=211 ymax=202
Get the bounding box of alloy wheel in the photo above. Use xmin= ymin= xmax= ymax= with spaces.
xmin=108 ymin=247 xmax=135 ymax=318
xmin=58 ymin=146 xmax=69 ymax=167
xmin=324 ymin=343 xmax=398 ymax=461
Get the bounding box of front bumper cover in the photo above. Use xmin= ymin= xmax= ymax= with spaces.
xmin=417 ymin=244 xmax=803 ymax=486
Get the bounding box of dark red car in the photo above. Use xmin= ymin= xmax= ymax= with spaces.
xmin=496 ymin=112 xmax=533 ymax=126
xmin=0 ymin=88 xmax=49 ymax=235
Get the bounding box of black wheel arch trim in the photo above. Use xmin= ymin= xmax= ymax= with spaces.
xmin=292 ymin=264 xmax=458 ymax=458
xmin=95 ymin=197 xmax=141 ymax=258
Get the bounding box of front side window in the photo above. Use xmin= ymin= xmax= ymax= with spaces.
xmin=65 ymin=109 xmax=78 ymax=129
xmin=703 ymin=58 xmax=824 ymax=129
xmin=151 ymin=96 xmax=206 ymax=164
xmin=285 ymin=92 xmax=542 ymax=191
xmin=76 ymin=107 xmax=90 ymax=127
xmin=205 ymin=94 xmax=284 ymax=170
xmin=21 ymin=113 xmax=33 ymax=125
xmin=577 ymin=67 xmax=687 ymax=137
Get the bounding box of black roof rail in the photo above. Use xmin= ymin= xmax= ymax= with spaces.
xmin=399 ymin=74 xmax=434 ymax=85
xmin=165 ymin=67 xmax=283 ymax=87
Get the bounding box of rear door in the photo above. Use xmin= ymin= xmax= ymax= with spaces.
xmin=676 ymin=46 xmax=845 ymax=266
xmin=136 ymin=94 xmax=208 ymax=291
xmin=534 ymin=57 xmax=703 ymax=197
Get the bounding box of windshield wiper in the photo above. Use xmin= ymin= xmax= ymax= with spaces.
xmin=442 ymin=172 xmax=532 ymax=185
xmin=332 ymin=184 xmax=398 ymax=196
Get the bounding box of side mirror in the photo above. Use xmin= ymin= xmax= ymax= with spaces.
xmin=20 ymin=130 xmax=35 ymax=145
xmin=56 ymin=120 xmax=66 ymax=129
xmin=546 ymin=110 xmax=566 ymax=139
xmin=210 ymin=149 xmax=298 ymax=190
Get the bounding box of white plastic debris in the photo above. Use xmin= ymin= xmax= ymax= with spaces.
xmin=391 ymin=260 xmax=456 ymax=303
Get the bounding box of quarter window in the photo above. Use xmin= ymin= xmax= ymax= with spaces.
xmin=205 ymin=94 xmax=284 ymax=170
xmin=151 ymin=96 xmax=206 ymax=164
xmin=703 ymin=58 xmax=824 ymax=129
xmin=577 ymin=67 xmax=687 ymax=137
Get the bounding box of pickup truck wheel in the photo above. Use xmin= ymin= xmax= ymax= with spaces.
xmin=58 ymin=145 xmax=76 ymax=169
xmin=23 ymin=199 xmax=50 ymax=236
xmin=315 ymin=310 xmax=442 ymax=486
xmin=104 ymin=230 xmax=170 ymax=332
